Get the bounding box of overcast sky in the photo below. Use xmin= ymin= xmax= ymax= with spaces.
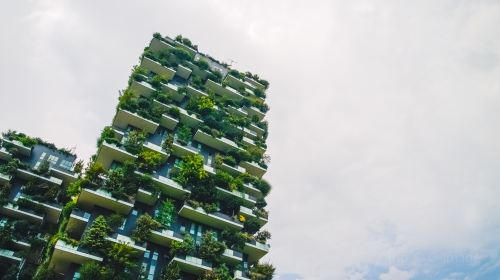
xmin=2 ymin=1 xmax=500 ymax=279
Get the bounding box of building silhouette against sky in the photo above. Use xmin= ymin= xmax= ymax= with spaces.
xmin=0 ymin=33 xmax=274 ymax=280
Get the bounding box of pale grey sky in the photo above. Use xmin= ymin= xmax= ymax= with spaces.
xmin=2 ymin=1 xmax=500 ymax=279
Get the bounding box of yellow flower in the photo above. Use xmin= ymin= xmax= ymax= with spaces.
xmin=239 ymin=215 xmax=246 ymax=222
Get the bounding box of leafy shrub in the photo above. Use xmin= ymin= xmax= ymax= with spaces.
xmin=167 ymin=107 xmax=180 ymax=119
xmin=249 ymin=262 xmax=275 ymax=280
xmin=174 ymin=154 xmax=208 ymax=188
xmin=81 ymin=215 xmax=110 ymax=251
xmin=106 ymin=214 xmax=125 ymax=232
xmin=221 ymin=229 xmax=247 ymax=250
xmin=160 ymin=263 xmax=181 ymax=280
xmin=170 ymin=234 xmax=195 ymax=256
xmin=199 ymin=231 xmax=226 ymax=263
xmin=255 ymin=230 xmax=271 ymax=243
xmin=243 ymin=217 xmax=261 ymax=234
xmin=155 ymin=199 xmax=176 ymax=227
xmin=123 ymin=130 xmax=146 ymax=154
xmin=138 ymin=150 xmax=164 ymax=172
xmin=132 ymin=213 xmax=161 ymax=242
xmin=79 ymin=261 xmax=104 ymax=280
xmin=196 ymin=59 xmax=209 ymax=70
xmin=175 ymin=125 xmax=192 ymax=146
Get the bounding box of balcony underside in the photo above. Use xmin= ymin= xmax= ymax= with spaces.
xmin=78 ymin=188 xmax=134 ymax=215
xmin=112 ymin=109 xmax=159 ymax=134
xmin=95 ymin=142 xmax=138 ymax=170
xmin=178 ymin=205 xmax=243 ymax=231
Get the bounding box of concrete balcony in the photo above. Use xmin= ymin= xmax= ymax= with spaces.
xmin=160 ymin=114 xmax=179 ymax=130
xmin=149 ymin=228 xmax=183 ymax=247
xmin=67 ymin=209 xmax=91 ymax=239
xmin=242 ymin=137 xmax=266 ymax=154
xmin=227 ymin=105 xmax=248 ymax=118
xmin=244 ymin=240 xmax=270 ymax=263
xmin=106 ymin=234 xmax=147 ymax=253
xmin=239 ymin=206 xmax=267 ymax=227
xmin=142 ymin=141 xmax=169 ymax=162
xmin=16 ymin=169 xmax=63 ymax=186
xmin=241 ymin=127 xmax=258 ymax=139
xmin=162 ymin=83 xmax=185 ymax=102
xmin=95 ymin=142 xmax=138 ymax=170
xmin=219 ymin=162 xmax=246 ymax=176
xmin=0 ymin=248 xmax=22 ymax=264
xmin=0 ymin=138 xmax=32 ymax=157
xmin=0 ymin=172 xmax=12 ymax=185
xmin=51 ymin=240 xmax=103 ymax=273
xmin=0 ymin=203 xmax=44 ymax=225
xmin=139 ymin=172 xmax=190 ymax=200
xmin=136 ymin=187 xmax=160 ymax=206
xmin=19 ymin=195 xmax=62 ymax=224
xmin=172 ymin=141 xmax=200 ymax=158
xmin=177 ymin=106 xmax=203 ymax=128
xmin=0 ymin=147 xmax=12 ymax=161
xmin=140 ymin=56 xmax=176 ymax=80
xmin=244 ymin=76 xmax=266 ymax=90
xmin=193 ymin=130 xmax=240 ymax=153
xmin=186 ymin=85 xmax=209 ymax=99
xmin=222 ymin=248 xmax=243 ymax=264
xmin=112 ymin=109 xmax=159 ymax=134
xmin=78 ymin=188 xmax=134 ymax=215
xmin=244 ymin=106 xmax=266 ymax=120
xmin=170 ymin=255 xmax=212 ymax=275
xmin=149 ymin=37 xmax=175 ymax=52
xmin=154 ymin=101 xmax=203 ymax=128
xmin=170 ymin=38 xmax=198 ymax=57
xmin=204 ymin=164 xmax=216 ymax=176
xmin=240 ymin=161 xmax=267 ymax=178
xmin=184 ymin=61 xmax=210 ymax=80
xmin=225 ymin=74 xmax=256 ymax=92
xmin=205 ymin=80 xmax=243 ymax=101
xmin=249 ymin=124 xmax=265 ymax=137
xmin=216 ymin=187 xmax=256 ymax=207
xmin=176 ymin=64 xmax=192 ymax=79
xmin=234 ymin=270 xmax=251 ymax=280
xmin=243 ymin=183 xmax=263 ymax=200
xmin=50 ymin=167 xmax=78 ymax=185
xmin=178 ymin=204 xmax=243 ymax=231
xmin=130 ymin=80 xmax=155 ymax=98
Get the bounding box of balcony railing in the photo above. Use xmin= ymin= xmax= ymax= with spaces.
xmin=78 ymin=188 xmax=134 ymax=215
xmin=0 ymin=138 xmax=32 ymax=157
xmin=139 ymin=171 xmax=190 ymax=200
xmin=50 ymin=240 xmax=103 ymax=273
xmin=95 ymin=141 xmax=138 ymax=170
xmin=244 ymin=239 xmax=270 ymax=263
xmin=170 ymin=254 xmax=212 ymax=275
xmin=0 ymin=203 xmax=45 ymax=225
xmin=129 ymin=79 xmax=155 ymax=98
xmin=240 ymin=161 xmax=267 ymax=178
xmin=178 ymin=204 xmax=243 ymax=230
xmin=140 ymin=56 xmax=176 ymax=80
xmin=222 ymin=248 xmax=243 ymax=264
xmin=205 ymin=79 xmax=244 ymax=101
xmin=112 ymin=109 xmax=159 ymax=134
xmin=193 ymin=129 xmax=241 ymax=153
xmin=176 ymin=64 xmax=192 ymax=79
xmin=149 ymin=228 xmax=183 ymax=247
xmin=0 ymin=248 xmax=23 ymax=264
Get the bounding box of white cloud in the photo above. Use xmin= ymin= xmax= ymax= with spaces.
xmin=379 ymin=267 xmax=414 ymax=280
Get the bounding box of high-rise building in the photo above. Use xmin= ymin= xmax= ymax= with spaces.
xmin=0 ymin=131 xmax=80 ymax=278
xmin=0 ymin=33 xmax=274 ymax=280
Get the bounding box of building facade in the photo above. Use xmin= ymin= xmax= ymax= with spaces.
xmin=0 ymin=33 xmax=273 ymax=280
